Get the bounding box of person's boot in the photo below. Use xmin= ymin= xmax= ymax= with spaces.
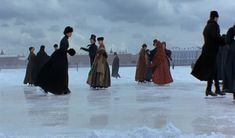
xmin=205 ymin=90 xmax=217 ymax=96
xmin=215 ymin=89 xmax=226 ymax=96
xmin=233 ymin=93 xmax=235 ymax=100
xmin=206 ymin=81 xmax=216 ymax=96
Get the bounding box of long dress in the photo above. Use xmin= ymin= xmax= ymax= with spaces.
xmin=152 ymin=43 xmax=173 ymax=85
xmin=135 ymin=48 xmax=147 ymax=82
xmin=112 ymin=55 xmax=120 ymax=78
xmin=224 ymin=41 xmax=235 ymax=93
xmin=216 ymin=45 xmax=229 ymax=80
xmin=87 ymin=46 xmax=111 ymax=88
xmin=36 ymin=50 xmax=49 ymax=77
xmin=24 ymin=52 xmax=37 ymax=85
xmin=145 ymin=53 xmax=152 ymax=82
xmin=35 ymin=36 xmax=71 ymax=95
xmin=224 ymin=26 xmax=235 ymax=93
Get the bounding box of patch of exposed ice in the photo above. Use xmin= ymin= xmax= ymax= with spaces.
xmin=86 ymin=123 xmax=228 ymax=138
xmin=0 ymin=124 xmax=231 ymax=138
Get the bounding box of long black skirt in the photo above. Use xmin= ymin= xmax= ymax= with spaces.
xmin=224 ymin=41 xmax=235 ymax=93
xmin=35 ymin=49 xmax=70 ymax=95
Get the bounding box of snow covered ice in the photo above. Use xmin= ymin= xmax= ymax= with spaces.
xmin=0 ymin=67 xmax=235 ymax=138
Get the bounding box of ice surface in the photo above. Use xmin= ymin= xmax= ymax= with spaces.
xmin=0 ymin=67 xmax=235 ymax=138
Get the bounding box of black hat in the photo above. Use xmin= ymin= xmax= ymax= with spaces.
xmin=63 ymin=26 xmax=73 ymax=35
xmin=210 ymin=11 xmax=219 ymax=19
xmin=90 ymin=34 xmax=96 ymax=41
xmin=40 ymin=45 xmax=45 ymax=50
xmin=153 ymin=39 xmax=158 ymax=45
xmin=29 ymin=47 xmax=34 ymax=51
xmin=97 ymin=37 xmax=104 ymax=41
xmin=53 ymin=44 xmax=58 ymax=48
xmin=142 ymin=43 xmax=147 ymax=48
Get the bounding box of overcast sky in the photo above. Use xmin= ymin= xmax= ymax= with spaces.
xmin=0 ymin=0 xmax=234 ymax=55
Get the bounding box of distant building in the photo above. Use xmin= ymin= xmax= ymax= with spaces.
xmin=0 ymin=55 xmax=27 ymax=69
xmin=171 ymin=49 xmax=201 ymax=66
xmin=0 ymin=48 xmax=202 ymax=69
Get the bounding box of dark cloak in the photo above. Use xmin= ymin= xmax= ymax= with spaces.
xmin=36 ymin=49 xmax=49 ymax=76
xmin=224 ymin=26 xmax=235 ymax=93
xmin=35 ymin=36 xmax=71 ymax=95
xmin=24 ymin=52 xmax=37 ymax=85
xmin=191 ymin=19 xmax=224 ymax=81
xmin=112 ymin=55 xmax=120 ymax=78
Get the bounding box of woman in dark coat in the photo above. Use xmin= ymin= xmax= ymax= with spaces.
xmin=216 ymin=35 xmax=228 ymax=81
xmin=35 ymin=26 xmax=76 ymax=95
xmin=135 ymin=44 xmax=148 ymax=83
xmin=112 ymin=52 xmax=120 ymax=78
xmin=24 ymin=47 xmax=37 ymax=86
xmin=145 ymin=49 xmax=152 ymax=82
xmin=223 ymin=24 xmax=235 ymax=100
xmin=191 ymin=11 xmax=224 ymax=96
xmin=36 ymin=45 xmax=49 ymax=77
xmin=87 ymin=37 xmax=111 ymax=89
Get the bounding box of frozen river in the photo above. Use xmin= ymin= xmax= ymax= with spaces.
xmin=0 ymin=67 xmax=235 ymax=138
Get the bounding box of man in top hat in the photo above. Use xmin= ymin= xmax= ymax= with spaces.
xmin=80 ymin=34 xmax=98 ymax=66
xmin=192 ymin=11 xmax=225 ymax=96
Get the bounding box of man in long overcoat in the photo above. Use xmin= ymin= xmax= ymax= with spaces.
xmin=191 ymin=11 xmax=225 ymax=96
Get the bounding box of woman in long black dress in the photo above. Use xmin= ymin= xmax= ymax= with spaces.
xmin=35 ymin=26 xmax=76 ymax=95
xmin=112 ymin=52 xmax=120 ymax=78
xmin=24 ymin=47 xmax=37 ymax=86
xmin=224 ymin=24 xmax=235 ymax=100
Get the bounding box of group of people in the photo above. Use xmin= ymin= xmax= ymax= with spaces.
xmin=80 ymin=34 xmax=121 ymax=88
xmin=24 ymin=27 xmax=121 ymax=95
xmin=24 ymin=26 xmax=75 ymax=95
xmin=24 ymin=10 xmax=235 ymax=100
xmin=135 ymin=40 xmax=173 ymax=85
xmin=24 ymin=45 xmax=50 ymax=85
xmin=24 ymin=43 xmax=61 ymax=86
xmin=192 ymin=11 xmax=235 ymax=100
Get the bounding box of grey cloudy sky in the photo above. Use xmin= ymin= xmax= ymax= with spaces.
xmin=0 ymin=0 xmax=234 ymax=55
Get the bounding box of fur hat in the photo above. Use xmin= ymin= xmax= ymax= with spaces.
xmin=210 ymin=11 xmax=219 ymax=19
xmin=142 ymin=43 xmax=147 ymax=48
xmin=63 ymin=26 xmax=73 ymax=35
xmin=29 ymin=47 xmax=34 ymax=51
xmin=40 ymin=45 xmax=45 ymax=50
xmin=97 ymin=37 xmax=104 ymax=41
xmin=53 ymin=44 xmax=58 ymax=48
xmin=153 ymin=39 xmax=158 ymax=45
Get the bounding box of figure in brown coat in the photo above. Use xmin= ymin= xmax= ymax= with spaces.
xmin=135 ymin=44 xmax=148 ymax=83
